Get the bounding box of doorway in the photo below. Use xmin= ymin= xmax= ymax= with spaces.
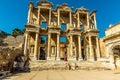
xmin=39 ymin=47 xmax=46 ymax=60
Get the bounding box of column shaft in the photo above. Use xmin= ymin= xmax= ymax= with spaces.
xmin=47 ymin=33 xmax=51 ymax=60
xmin=70 ymin=35 xmax=73 ymax=57
xmin=57 ymin=10 xmax=60 ymax=26
xmin=34 ymin=33 xmax=39 ymax=60
xmin=38 ymin=8 xmax=40 ymax=25
xmin=69 ymin=11 xmax=72 ymax=26
xmin=96 ymin=37 xmax=100 ymax=60
xmin=24 ymin=32 xmax=28 ymax=56
xmin=56 ymin=34 xmax=60 ymax=60
xmin=27 ymin=8 xmax=32 ymax=23
xmin=77 ymin=13 xmax=80 ymax=28
xmin=78 ymin=36 xmax=82 ymax=60
xmin=49 ymin=9 xmax=51 ymax=25
xmin=87 ymin=13 xmax=89 ymax=29
xmin=94 ymin=13 xmax=97 ymax=29
xmin=89 ymin=36 xmax=93 ymax=61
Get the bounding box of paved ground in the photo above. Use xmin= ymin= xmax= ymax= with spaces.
xmin=4 ymin=70 xmax=120 ymax=80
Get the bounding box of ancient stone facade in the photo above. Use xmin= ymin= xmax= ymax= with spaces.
xmin=103 ymin=23 xmax=120 ymax=68
xmin=24 ymin=1 xmax=100 ymax=61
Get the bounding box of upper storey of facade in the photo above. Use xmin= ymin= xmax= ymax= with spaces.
xmin=26 ymin=0 xmax=98 ymax=32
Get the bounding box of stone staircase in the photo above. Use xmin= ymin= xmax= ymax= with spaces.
xmin=29 ymin=60 xmax=112 ymax=71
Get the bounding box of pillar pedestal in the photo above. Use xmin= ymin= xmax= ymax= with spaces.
xmin=56 ymin=57 xmax=60 ymax=61
xmin=47 ymin=57 xmax=51 ymax=61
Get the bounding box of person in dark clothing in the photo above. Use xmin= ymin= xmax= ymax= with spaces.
xmin=64 ymin=52 xmax=67 ymax=61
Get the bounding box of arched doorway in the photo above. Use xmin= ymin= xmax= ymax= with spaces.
xmin=112 ymin=45 xmax=120 ymax=68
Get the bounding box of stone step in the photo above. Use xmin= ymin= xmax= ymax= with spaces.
xmin=29 ymin=61 xmax=111 ymax=71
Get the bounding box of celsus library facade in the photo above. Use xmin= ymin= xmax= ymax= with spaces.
xmin=24 ymin=1 xmax=100 ymax=61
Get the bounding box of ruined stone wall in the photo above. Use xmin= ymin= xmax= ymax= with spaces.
xmin=0 ymin=47 xmax=23 ymax=71
xmin=3 ymin=35 xmax=24 ymax=47
xmin=0 ymin=35 xmax=25 ymax=71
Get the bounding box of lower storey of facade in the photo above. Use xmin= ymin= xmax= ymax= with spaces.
xmin=24 ymin=30 xmax=100 ymax=61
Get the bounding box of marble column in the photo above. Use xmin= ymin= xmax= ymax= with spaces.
xmin=96 ymin=37 xmax=100 ymax=60
xmin=69 ymin=11 xmax=72 ymax=26
xmin=24 ymin=32 xmax=29 ymax=56
xmin=47 ymin=33 xmax=51 ymax=60
xmin=49 ymin=9 xmax=51 ymax=26
xmin=94 ymin=13 xmax=97 ymax=29
xmin=88 ymin=36 xmax=94 ymax=61
xmin=56 ymin=34 xmax=60 ymax=61
xmin=77 ymin=13 xmax=80 ymax=28
xmin=78 ymin=36 xmax=82 ymax=60
xmin=27 ymin=6 xmax=32 ymax=23
xmin=57 ymin=9 xmax=60 ymax=27
xmin=70 ymin=35 xmax=73 ymax=58
xmin=34 ymin=33 xmax=39 ymax=60
xmin=87 ymin=13 xmax=90 ymax=30
xmin=38 ymin=7 xmax=40 ymax=25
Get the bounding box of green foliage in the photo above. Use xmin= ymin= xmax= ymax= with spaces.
xmin=0 ymin=30 xmax=10 ymax=38
xmin=12 ymin=28 xmax=25 ymax=36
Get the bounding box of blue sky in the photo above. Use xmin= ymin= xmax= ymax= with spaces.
xmin=0 ymin=0 xmax=120 ymax=38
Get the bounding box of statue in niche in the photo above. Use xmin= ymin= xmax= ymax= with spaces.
xmin=51 ymin=46 xmax=55 ymax=55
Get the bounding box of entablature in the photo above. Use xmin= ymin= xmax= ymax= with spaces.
xmin=103 ymin=32 xmax=120 ymax=42
xmin=37 ymin=1 xmax=53 ymax=8
xmin=25 ymin=24 xmax=39 ymax=33
xmin=48 ymin=28 xmax=60 ymax=34
xmin=26 ymin=27 xmax=39 ymax=33
xmin=56 ymin=3 xmax=73 ymax=12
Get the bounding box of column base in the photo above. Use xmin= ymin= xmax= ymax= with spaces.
xmin=47 ymin=57 xmax=51 ymax=61
xmin=97 ymin=57 xmax=101 ymax=61
xmin=107 ymin=62 xmax=115 ymax=70
xmin=88 ymin=58 xmax=94 ymax=61
xmin=33 ymin=57 xmax=37 ymax=61
xmin=68 ymin=57 xmax=77 ymax=61
xmin=56 ymin=57 xmax=60 ymax=61
xmin=78 ymin=58 xmax=83 ymax=61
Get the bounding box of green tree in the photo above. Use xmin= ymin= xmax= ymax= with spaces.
xmin=12 ymin=28 xmax=24 ymax=36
